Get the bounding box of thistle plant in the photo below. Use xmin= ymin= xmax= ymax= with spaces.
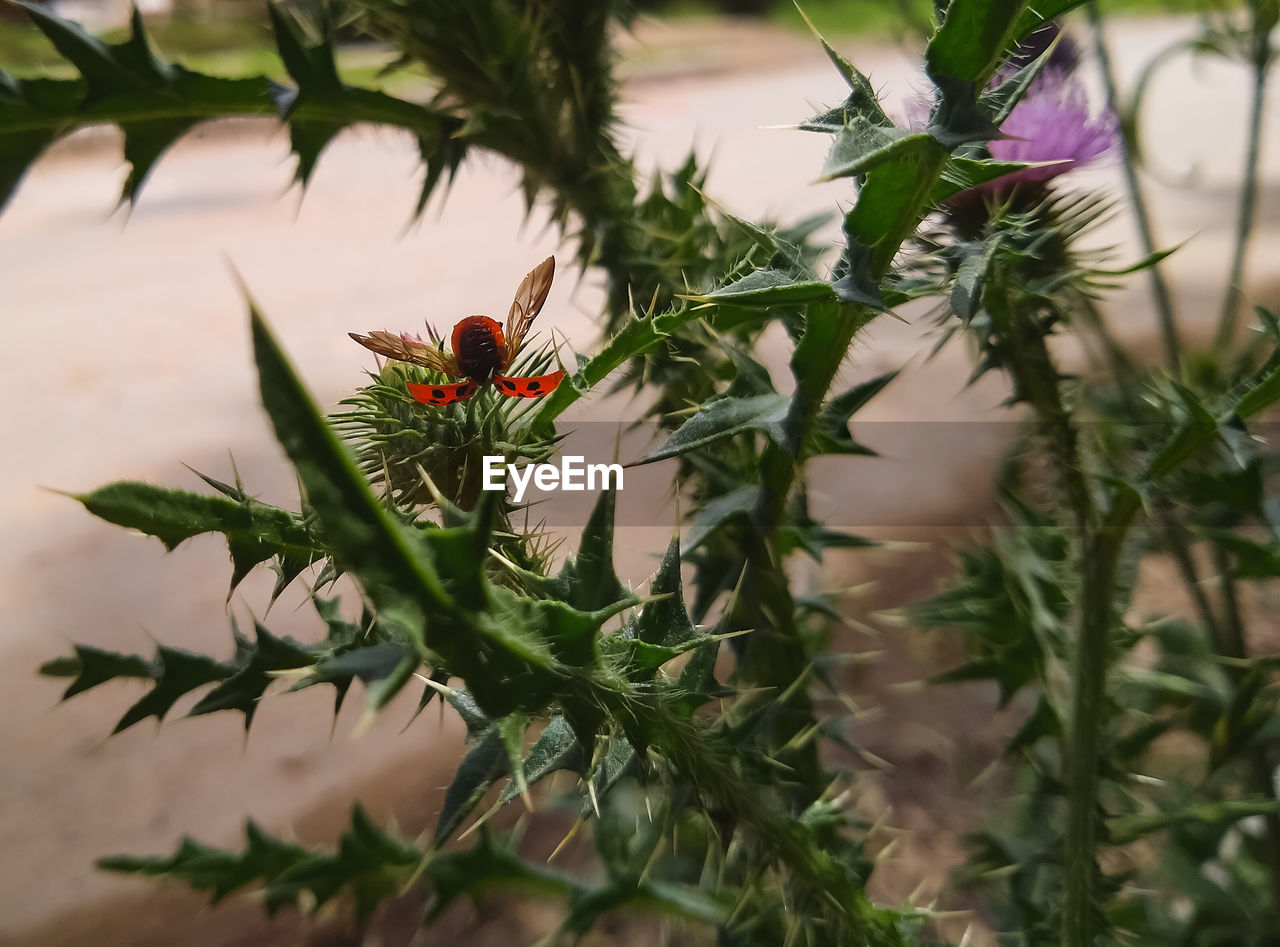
xmin=910 ymin=8 xmax=1280 ymax=944
xmin=8 ymin=0 xmax=1280 ymax=945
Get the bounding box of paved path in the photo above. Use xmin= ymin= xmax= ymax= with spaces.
xmin=1 ymin=14 xmax=1276 ymax=945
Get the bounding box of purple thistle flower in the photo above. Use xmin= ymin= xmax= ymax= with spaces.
xmin=986 ymin=66 xmax=1120 ymax=189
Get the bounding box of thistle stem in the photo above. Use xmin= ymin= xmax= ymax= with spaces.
xmin=1214 ymin=11 xmax=1273 ymax=352
xmin=738 ymin=143 xmax=946 ymax=803
xmin=1210 ymin=544 xmax=1280 ymax=909
xmin=1085 ymin=2 xmax=1182 ymax=373
xmin=1061 ymin=526 xmax=1123 ymax=947
xmin=1161 ymin=517 xmax=1223 ymax=643
xmin=996 ymin=285 xmax=1110 ymax=947
xmin=1049 ymin=372 xmax=1280 ymax=942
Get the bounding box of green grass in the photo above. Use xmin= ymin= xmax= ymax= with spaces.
xmin=766 ymin=0 xmax=936 ymax=40
xmin=0 ymin=15 xmax=60 ymax=72
xmin=0 ymin=14 xmax=425 ymax=90
xmin=710 ymin=0 xmax=1219 ymax=38
xmin=0 ymin=0 xmax=1231 ymax=82
xmin=0 ymin=16 xmax=278 ymax=75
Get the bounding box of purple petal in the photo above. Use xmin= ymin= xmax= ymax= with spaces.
xmin=987 ymin=69 xmax=1118 ymax=186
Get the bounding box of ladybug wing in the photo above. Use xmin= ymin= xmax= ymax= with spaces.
xmin=350 ymin=330 xmax=461 ymax=377
xmin=503 ymin=256 xmax=555 ymax=368
xmin=406 ymin=379 xmax=481 ymax=406
xmin=491 ymin=370 xmax=566 ymax=399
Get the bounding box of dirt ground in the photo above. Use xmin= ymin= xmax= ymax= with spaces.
xmin=1 ymin=13 xmax=1277 ymax=947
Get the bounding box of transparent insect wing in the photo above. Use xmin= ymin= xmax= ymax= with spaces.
xmin=503 ymin=256 xmax=555 ymax=368
xmin=349 ymin=329 xmax=461 ymax=377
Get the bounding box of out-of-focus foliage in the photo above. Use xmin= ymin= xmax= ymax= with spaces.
xmin=907 ymin=3 xmax=1280 ymax=941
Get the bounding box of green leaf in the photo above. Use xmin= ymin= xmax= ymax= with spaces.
xmin=556 ymin=487 xmax=628 ymax=613
xmin=919 ymin=527 xmax=1068 ymax=706
xmin=22 ymin=3 xmax=153 ymax=96
xmin=365 ymin=653 xmax=420 ymax=714
xmin=18 ymin=4 xmax=266 ymax=203
xmin=1011 ymin=1 xmax=1092 ymax=45
xmin=73 ymin=480 xmax=321 ymax=595
xmin=1210 ymin=667 xmax=1276 ymax=771
xmin=261 ymin=805 xmax=418 ymax=921
xmin=498 ymin=715 xmax=584 ymax=805
xmin=267 ymin=4 xmax=340 ymax=94
xmin=680 ymin=269 xmax=837 ymax=308
xmin=1004 ymin=697 xmax=1059 ymax=755
xmin=930 ymin=156 xmax=1068 ymax=204
xmin=1112 ymin=719 xmax=1174 ymax=763
xmin=561 ymin=878 xmax=728 ymax=935
xmin=265 ymin=7 xmax=466 ymax=198
xmin=188 ymin=622 xmax=316 ymax=729
xmin=925 ymin=0 xmax=1027 ymax=88
xmin=114 ymin=645 xmax=235 ymax=733
xmin=1109 ymin=799 xmax=1280 ymax=846
xmin=923 ymin=0 xmax=1035 ymax=149
xmin=778 ymin=522 xmax=877 ymax=561
xmin=589 ymin=734 xmax=638 ymax=805
xmin=266 ymin=5 xmax=342 ymax=186
xmin=296 ymin=641 xmax=417 ymax=716
xmin=1118 ymin=666 xmax=1220 ymax=704
xmin=4 ymin=4 xmax=463 ymax=211
xmin=1090 ymin=241 xmax=1185 ymax=277
xmin=1147 ymin=383 xmax=1219 ymax=482
xmin=404 ymin=666 xmax=450 ymax=729
xmin=638 ymin=394 xmax=790 ymax=465
xmin=434 ymin=683 xmax=492 ymax=738
xmin=723 ymin=343 xmax=777 ymax=398
xmin=40 ymin=643 xmax=155 ymax=700
xmin=41 ymin=638 xmax=245 ymax=734
xmin=1233 ymin=346 xmax=1280 ymax=420
xmin=810 ymin=369 xmax=898 ymax=456
xmin=527 ymin=304 xmax=708 ymax=428
xmin=787 ymin=300 xmax=876 ymax=452
xmin=432 ymin=728 xmax=507 ymax=847
xmin=681 ymin=484 xmax=758 ymax=555
xmin=0 ymin=72 xmax=80 ymax=211
xmin=674 ymin=636 xmax=724 ymax=716
xmin=99 ymin=822 xmax=311 ymax=905
xmin=634 ymin=537 xmax=696 ymax=648
xmin=820 ymin=125 xmax=937 ymax=181
xmin=498 ymin=712 xmax=533 ymax=806
xmin=620 ymin=633 xmax=724 ymax=674
xmin=931 ymin=81 xmax=1001 ymax=150
xmin=789 ymin=5 xmax=892 ymax=131
xmin=844 ymin=142 xmax=947 ymax=274
xmin=979 ymin=38 xmax=1058 ymax=125
xmin=426 ymin=832 xmax=578 ymax=920
xmin=951 ymin=239 xmax=997 ymax=321
xmin=1197 ymin=530 xmax=1280 ymax=579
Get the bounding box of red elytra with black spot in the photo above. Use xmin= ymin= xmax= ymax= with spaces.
xmin=349 ymin=257 xmax=566 ymax=406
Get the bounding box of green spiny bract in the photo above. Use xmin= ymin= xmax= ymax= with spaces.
xmin=334 ymin=354 xmax=558 ymax=506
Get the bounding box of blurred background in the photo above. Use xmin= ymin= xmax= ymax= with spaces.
xmin=2 ymin=0 xmax=1276 ymax=944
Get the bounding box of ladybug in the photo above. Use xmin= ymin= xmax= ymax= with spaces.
xmin=350 ymin=257 xmax=565 ymax=406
